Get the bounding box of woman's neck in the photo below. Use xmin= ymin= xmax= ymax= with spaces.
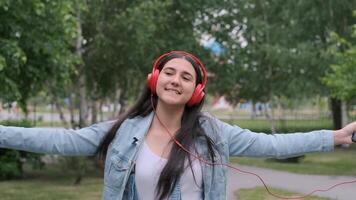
xmin=153 ymin=100 xmax=184 ymax=133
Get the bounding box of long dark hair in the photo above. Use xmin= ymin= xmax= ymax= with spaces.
xmin=97 ymin=52 xmax=217 ymax=199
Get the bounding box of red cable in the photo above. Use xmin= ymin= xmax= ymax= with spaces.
xmin=151 ymin=97 xmax=356 ymax=199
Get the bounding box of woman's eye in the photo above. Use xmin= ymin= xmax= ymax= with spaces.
xmin=183 ymin=76 xmax=191 ymax=81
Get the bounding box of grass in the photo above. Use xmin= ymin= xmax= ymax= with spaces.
xmin=0 ymin=177 xmax=103 ymax=200
xmin=0 ymin=162 xmax=104 ymax=200
xmin=236 ymin=187 xmax=332 ymax=200
xmin=231 ymin=146 xmax=356 ymax=176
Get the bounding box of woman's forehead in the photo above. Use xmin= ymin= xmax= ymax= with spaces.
xmin=163 ymin=58 xmax=196 ymax=74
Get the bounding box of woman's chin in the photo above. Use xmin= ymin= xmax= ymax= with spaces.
xmin=159 ymin=98 xmax=187 ymax=107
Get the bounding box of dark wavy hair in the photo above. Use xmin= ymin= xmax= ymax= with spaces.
xmin=97 ymin=52 xmax=217 ymax=200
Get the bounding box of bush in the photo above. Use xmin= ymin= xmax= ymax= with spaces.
xmin=0 ymin=119 xmax=44 ymax=180
xmin=0 ymin=149 xmax=22 ymax=179
xmin=267 ymin=155 xmax=306 ymax=163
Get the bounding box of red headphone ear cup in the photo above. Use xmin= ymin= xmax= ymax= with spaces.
xmin=187 ymin=84 xmax=205 ymax=107
xmin=147 ymin=69 xmax=160 ymax=94
xmin=147 ymin=73 xmax=152 ymax=89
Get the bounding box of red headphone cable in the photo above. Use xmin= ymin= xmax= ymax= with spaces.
xmin=150 ymin=96 xmax=356 ymax=199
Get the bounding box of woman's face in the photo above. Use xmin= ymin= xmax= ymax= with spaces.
xmin=156 ymin=58 xmax=197 ymax=107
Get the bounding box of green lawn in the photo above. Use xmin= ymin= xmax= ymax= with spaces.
xmin=0 ymin=177 xmax=103 ymax=200
xmin=0 ymin=164 xmax=103 ymax=200
xmin=236 ymin=187 xmax=332 ymax=200
xmin=231 ymin=146 xmax=356 ymax=176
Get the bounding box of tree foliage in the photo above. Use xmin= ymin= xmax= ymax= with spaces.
xmin=0 ymin=0 xmax=78 ymax=111
xmin=80 ymin=0 xmax=218 ymax=104
xmin=324 ymin=12 xmax=356 ymax=101
xmin=197 ymin=0 xmax=356 ymax=104
xmin=2 ymin=0 xmax=356 ymax=119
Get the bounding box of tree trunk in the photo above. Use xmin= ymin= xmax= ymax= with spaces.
xmin=341 ymin=100 xmax=349 ymax=148
xmin=99 ymin=100 xmax=104 ymax=122
xmin=112 ymin=89 xmax=121 ymax=118
xmin=54 ymin=99 xmax=69 ymax=128
xmin=78 ymin=75 xmax=88 ymax=128
xmin=341 ymin=100 xmax=348 ymax=127
xmin=76 ymin=7 xmax=87 ymax=128
xmin=265 ymin=101 xmax=276 ymax=133
xmin=74 ymin=175 xmax=83 ymax=186
xmin=91 ymin=100 xmax=98 ymax=124
xmin=33 ymin=102 xmax=37 ymax=126
xmin=69 ymin=93 xmax=77 ymax=128
xmin=69 ymin=4 xmax=87 ymax=186
xmin=251 ymin=102 xmax=256 ymax=119
xmin=118 ymin=89 xmax=127 ymax=115
xmin=330 ymin=98 xmax=342 ymax=130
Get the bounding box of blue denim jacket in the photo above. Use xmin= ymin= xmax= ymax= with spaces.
xmin=0 ymin=112 xmax=334 ymax=200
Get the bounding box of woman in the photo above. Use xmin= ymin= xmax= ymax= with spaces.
xmin=1 ymin=50 xmax=355 ymax=200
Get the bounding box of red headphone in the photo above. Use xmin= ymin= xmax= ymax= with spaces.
xmin=147 ymin=50 xmax=208 ymax=107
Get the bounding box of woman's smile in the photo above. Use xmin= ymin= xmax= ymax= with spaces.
xmin=164 ymin=87 xmax=182 ymax=95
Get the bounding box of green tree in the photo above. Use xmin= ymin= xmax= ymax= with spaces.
xmin=0 ymin=0 xmax=78 ymax=112
xmin=196 ymin=0 xmax=356 ymax=130
xmin=324 ymin=14 xmax=356 ymax=101
xmin=79 ymin=0 xmax=219 ymax=123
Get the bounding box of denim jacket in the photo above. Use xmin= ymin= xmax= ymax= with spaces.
xmin=0 ymin=112 xmax=334 ymax=200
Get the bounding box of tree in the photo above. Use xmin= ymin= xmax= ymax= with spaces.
xmin=324 ymin=13 xmax=356 ymax=102
xmin=0 ymin=0 xmax=81 ymax=183
xmin=79 ymin=0 xmax=219 ymax=123
xmin=196 ymin=0 xmax=356 ymax=130
xmin=0 ymin=0 xmax=78 ymax=112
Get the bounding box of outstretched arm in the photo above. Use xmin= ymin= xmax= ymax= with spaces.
xmin=220 ymin=119 xmax=356 ymax=158
xmin=203 ymin=117 xmax=334 ymax=158
xmin=0 ymin=121 xmax=115 ymax=156
xmin=226 ymin=126 xmax=334 ymax=159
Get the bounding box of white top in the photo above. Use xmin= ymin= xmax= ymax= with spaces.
xmin=135 ymin=141 xmax=203 ymax=200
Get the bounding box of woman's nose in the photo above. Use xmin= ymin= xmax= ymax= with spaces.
xmin=171 ymin=75 xmax=180 ymax=86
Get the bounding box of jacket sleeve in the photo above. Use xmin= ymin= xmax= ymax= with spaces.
xmin=0 ymin=121 xmax=115 ymax=156
xmin=210 ymin=117 xmax=334 ymax=158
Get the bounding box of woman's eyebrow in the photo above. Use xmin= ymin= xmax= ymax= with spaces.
xmin=163 ymin=67 xmax=175 ymax=71
xmin=164 ymin=66 xmax=194 ymax=77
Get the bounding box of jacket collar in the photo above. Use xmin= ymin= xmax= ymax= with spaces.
xmin=126 ymin=111 xmax=154 ymax=144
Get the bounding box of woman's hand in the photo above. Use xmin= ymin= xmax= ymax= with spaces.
xmin=333 ymin=121 xmax=356 ymax=145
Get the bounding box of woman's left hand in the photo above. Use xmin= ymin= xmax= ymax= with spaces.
xmin=333 ymin=121 xmax=356 ymax=145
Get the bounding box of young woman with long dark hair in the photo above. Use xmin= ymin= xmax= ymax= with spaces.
xmin=1 ymin=51 xmax=356 ymax=200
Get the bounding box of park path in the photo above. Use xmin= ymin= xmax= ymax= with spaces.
xmin=227 ymin=164 xmax=356 ymax=200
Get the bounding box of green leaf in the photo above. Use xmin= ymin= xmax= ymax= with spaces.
xmin=0 ymin=55 xmax=6 ymax=71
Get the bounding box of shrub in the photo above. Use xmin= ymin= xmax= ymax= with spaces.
xmin=0 ymin=119 xmax=44 ymax=180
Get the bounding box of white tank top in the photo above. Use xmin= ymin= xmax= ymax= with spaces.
xmin=135 ymin=141 xmax=203 ymax=200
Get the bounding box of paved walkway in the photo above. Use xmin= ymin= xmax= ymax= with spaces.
xmin=227 ymin=164 xmax=356 ymax=200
